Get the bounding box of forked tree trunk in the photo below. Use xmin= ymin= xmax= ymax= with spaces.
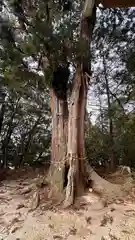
xmin=48 ymin=60 xmax=115 ymax=206
xmin=48 ymin=5 xmax=96 ymax=206
xmin=47 ymin=3 xmax=125 ymax=205
xmin=49 ymin=71 xmax=88 ymax=206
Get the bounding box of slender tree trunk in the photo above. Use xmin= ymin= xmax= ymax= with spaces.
xmin=0 ymin=102 xmax=6 ymax=168
xmin=102 ymin=54 xmax=115 ymax=169
xmin=0 ymin=103 xmax=5 ymax=134
xmin=2 ymin=125 xmax=14 ymax=168
xmin=1 ymin=98 xmax=20 ymax=168
xmin=19 ymin=116 xmax=41 ymax=167
xmin=97 ymin=86 xmax=104 ymax=133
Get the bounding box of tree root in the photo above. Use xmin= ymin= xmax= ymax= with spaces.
xmin=86 ymin=164 xmax=134 ymax=204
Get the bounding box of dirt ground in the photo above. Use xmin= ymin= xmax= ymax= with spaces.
xmin=0 ymin=168 xmax=135 ymax=240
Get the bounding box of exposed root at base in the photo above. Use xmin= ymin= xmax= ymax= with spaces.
xmin=86 ymin=166 xmax=135 ymax=204
xmin=30 ymin=164 xmax=135 ymax=209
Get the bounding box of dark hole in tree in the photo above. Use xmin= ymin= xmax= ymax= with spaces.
xmin=63 ymin=163 xmax=70 ymax=188
xmin=86 ymin=179 xmax=94 ymax=188
xmin=52 ymin=64 xmax=70 ymax=100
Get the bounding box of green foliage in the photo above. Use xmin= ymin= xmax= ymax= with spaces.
xmin=85 ymin=125 xmax=109 ymax=167
xmin=0 ymin=0 xmax=81 ymax=168
xmin=85 ymin=7 xmax=135 ymax=169
xmin=126 ymin=52 xmax=135 ymax=75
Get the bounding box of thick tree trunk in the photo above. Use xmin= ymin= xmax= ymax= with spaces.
xmin=48 ymin=71 xmax=88 ymax=206
xmin=64 ymin=70 xmax=88 ymax=206
xmin=48 ymin=88 xmax=68 ymax=194
xmin=49 ymin=71 xmax=115 ymax=205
